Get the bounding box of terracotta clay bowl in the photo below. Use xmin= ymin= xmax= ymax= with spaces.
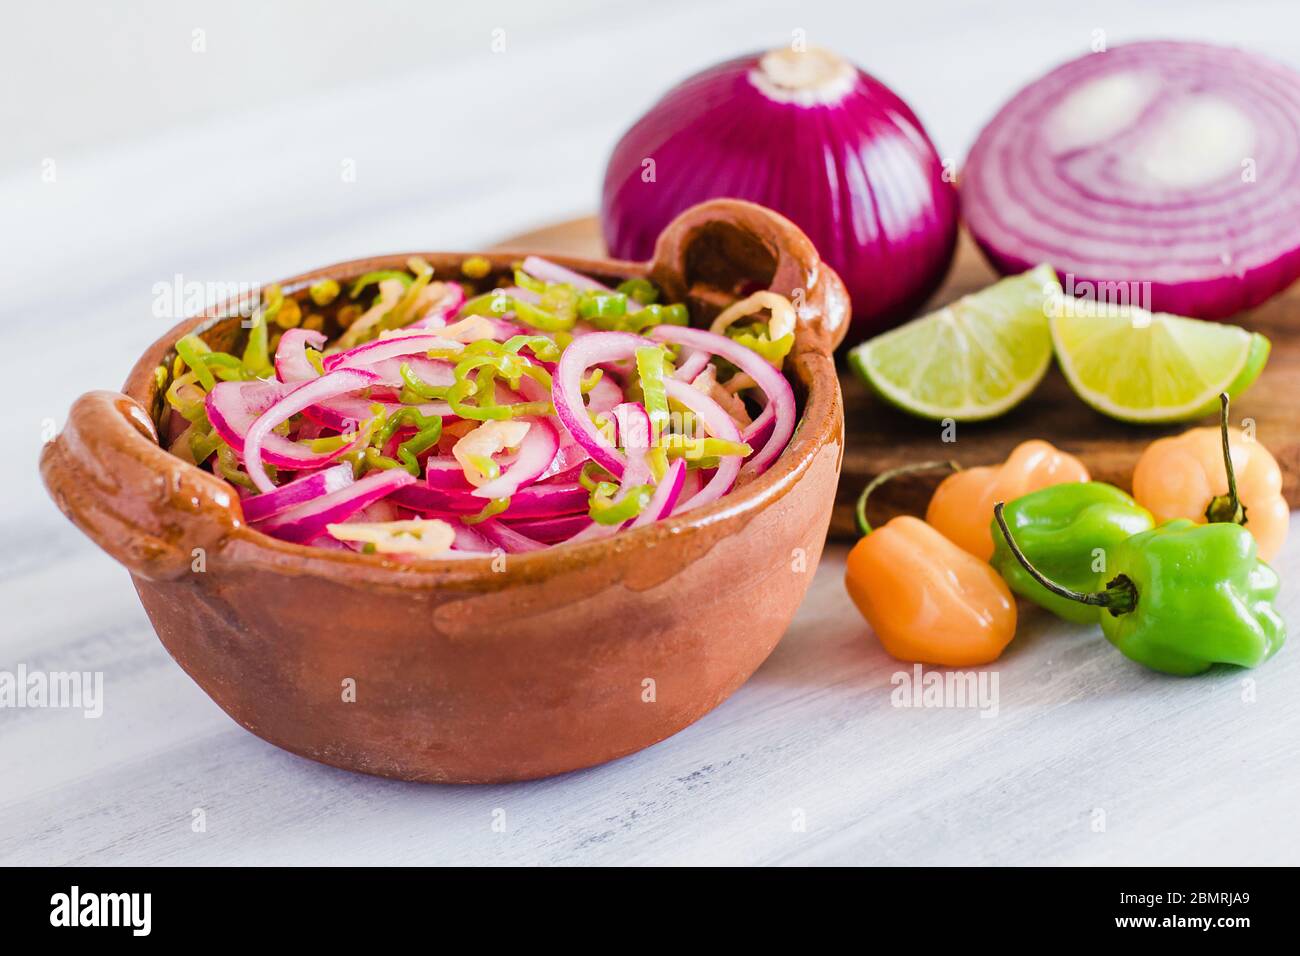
xmin=40 ymin=199 xmax=849 ymax=783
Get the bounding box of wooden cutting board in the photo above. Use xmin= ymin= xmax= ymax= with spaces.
xmin=495 ymin=218 xmax=1300 ymax=540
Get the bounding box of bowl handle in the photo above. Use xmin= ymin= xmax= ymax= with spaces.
xmin=40 ymin=390 xmax=243 ymax=581
xmin=647 ymin=198 xmax=851 ymax=355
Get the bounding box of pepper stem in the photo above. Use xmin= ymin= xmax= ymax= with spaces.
xmin=993 ymin=502 xmax=1138 ymax=617
xmin=855 ymin=460 xmax=960 ymax=537
xmin=1204 ymin=392 xmax=1248 ymax=526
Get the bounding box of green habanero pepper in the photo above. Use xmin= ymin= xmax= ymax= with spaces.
xmin=994 ymin=504 xmax=1285 ymax=676
xmin=990 ymin=482 xmax=1155 ymax=624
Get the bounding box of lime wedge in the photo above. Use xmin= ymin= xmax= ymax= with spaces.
xmin=1051 ymin=306 xmax=1270 ymax=423
xmin=848 ymin=264 xmax=1058 ymax=421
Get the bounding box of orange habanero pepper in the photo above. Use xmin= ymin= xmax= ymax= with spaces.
xmin=1132 ymin=393 xmax=1288 ymax=562
xmin=845 ymin=467 xmax=1016 ymax=667
xmin=926 ymin=439 xmax=1090 ymax=561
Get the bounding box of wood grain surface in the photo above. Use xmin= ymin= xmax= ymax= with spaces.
xmin=496 ymin=217 xmax=1300 ymax=538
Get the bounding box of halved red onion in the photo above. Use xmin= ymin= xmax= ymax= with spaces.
xmin=662 ymin=378 xmax=743 ymax=513
xmin=274 ymin=329 xmax=326 ymax=382
xmin=650 ymin=325 xmax=795 ymax=478
xmin=630 ymin=457 xmax=687 ymax=527
xmin=250 ymin=468 xmax=415 ymax=544
xmin=552 ymin=330 xmax=655 ymax=477
xmin=963 ymin=40 xmax=1300 ymax=319
xmin=241 ymin=462 xmax=354 ymax=523
xmin=207 ymin=380 xmax=364 ymax=470
xmin=473 ymin=416 xmax=559 ymax=500
xmin=244 ymin=368 xmax=379 ymax=493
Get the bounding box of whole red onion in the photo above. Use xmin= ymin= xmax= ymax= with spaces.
xmin=601 ymin=47 xmax=958 ymax=343
xmin=963 ymin=41 xmax=1300 ymax=320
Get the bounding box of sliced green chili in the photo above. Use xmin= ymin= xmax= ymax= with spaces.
xmin=188 ymin=426 xmax=223 ymax=465
xmin=349 ymin=270 xmax=412 ymax=299
xmin=460 ymin=291 xmax=515 ymax=318
xmin=374 ymin=407 xmax=444 ymax=476
xmin=461 ymin=453 xmax=501 ymax=486
xmin=360 ymin=447 xmax=404 ymax=472
xmin=617 ymin=277 xmax=660 ymax=305
xmin=511 ymin=298 xmax=576 ymax=333
xmin=646 ymin=446 xmax=669 ymax=483
xmin=175 ymin=335 xmax=216 ymax=390
xmin=635 ymin=346 xmax=670 ymax=434
xmin=664 ymin=435 xmax=753 ymax=460
xmin=579 ymin=461 xmax=619 ymax=498
xmin=165 ymin=372 xmax=208 ymax=423
xmin=538 ymin=284 xmax=578 ymax=322
xmin=241 ymin=287 xmax=279 ymax=379
xmin=461 ymin=496 xmax=511 ymax=525
xmin=216 ymin=443 xmax=261 ymax=491
xmin=513 ymin=268 xmax=547 ymax=295
xmin=399 ymin=362 xmax=449 ymax=403
xmin=730 ymin=322 xmax=795 ymax=365
xmin=379 ymin=261 xmax=433 ymax=332
xmin=585 ymin=301 xmax=688 ymax=334
xmin=589 ymin=485 xmax=653 ymax=525
xmin=577 ymin=291 xmax=628 ymax=320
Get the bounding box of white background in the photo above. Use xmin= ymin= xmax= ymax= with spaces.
xmin=2 ymin=0 xmax=1298 ymax=864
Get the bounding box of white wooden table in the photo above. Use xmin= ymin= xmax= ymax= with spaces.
xmin=3 ymin=0 xmax=1299 ymax=866
xmin=3 ymin=538 xmax=1298 ymax=865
